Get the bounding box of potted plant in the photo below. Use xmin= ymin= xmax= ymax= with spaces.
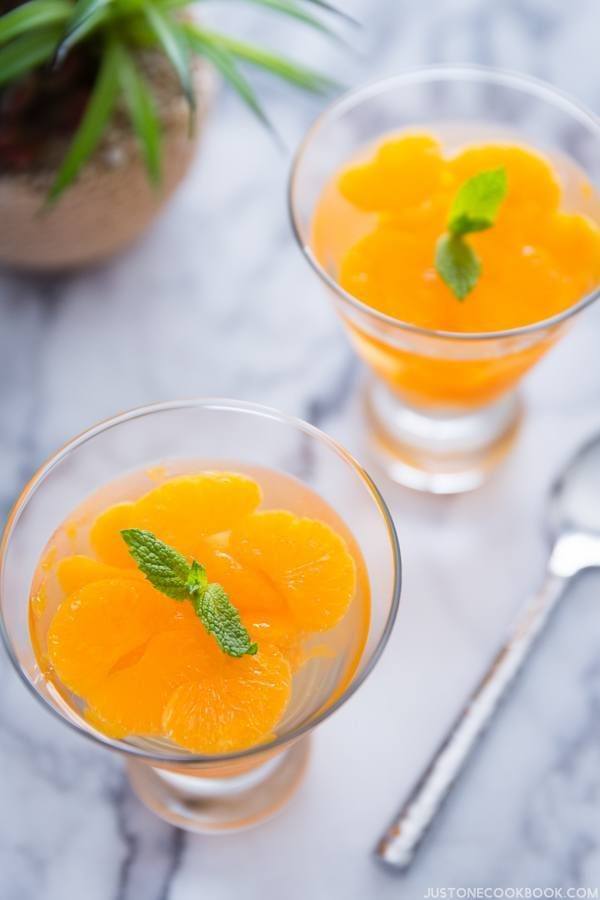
xmin=0 ymin=0 xmax=347 ymax=269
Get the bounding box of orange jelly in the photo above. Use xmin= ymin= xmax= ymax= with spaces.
xmin=311 ymin=134 xmax=600 ymax=408
xmin=29 ymin=467 xmax=369 ymax=755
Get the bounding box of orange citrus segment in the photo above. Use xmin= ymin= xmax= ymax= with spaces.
xmin=133 ymin=472 xmax=261 ymax=553
xmin=162 ymin=645 xmax=292 ymax=753
xmin=201 ymin=548 xmax=287 ymax=617
xmin=247 ymin=614 xmax=304 ymax=670
xmin=90 ymin=473 xmax=262 ymax=565
xmin=448 ymin=144 xmax=560 ymax=229
xmin=195 ymin=546 xmax=304 ymax=665
xmin=57 ymin=555 xmax=142 ymax=595
xmin=47 ymin=579 xmax=194 ymax=695
xmin=230 ymin=511 xmax=356 ymax=631
xmin=339 ymin=134 xmax=445 ymax=213
xmin=85 ymin=628 xmax=210 ymax=738
xmin=90 ymin=502 xmax=138 ymax=568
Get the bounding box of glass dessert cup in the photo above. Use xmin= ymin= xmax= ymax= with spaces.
xmin=289 ymin=66 xmax=600 ymax=494
xmin=0 ymin=399 xmax=400 ymax=833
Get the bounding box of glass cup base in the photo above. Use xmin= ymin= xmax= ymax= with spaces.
xmin=365 ymin=378 xmax=523 ymax=494
xmin=126 ymin=737 xmax=311 ymax=834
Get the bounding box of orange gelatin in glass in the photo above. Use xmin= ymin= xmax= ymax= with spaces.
xmin=29 ymin=467 xmax=369 ymax=756
xmin=311 ymin=134 xmax=600 ymax=408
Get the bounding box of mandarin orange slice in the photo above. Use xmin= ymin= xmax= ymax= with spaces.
xmin=230 ymin=511 xmax=356 ymax=632
xmin=57 ymin=555 xmax=142 ymax=595
xmin=90 ymin=502 xmax=138 ymax=569
xmin=247 ymin=614 xmax=303 ymax=670
xmin=85 ymin=628 xmax=211 ymax=738
xmin=134 ymin=472 xmax=261 ymax=552
xmin=449 ymin=144 xmax=560 ymax=227
xmin=198 ymin=547 xmax=304 ymax=664
xmin=90 ymin=473 xmax=262 ymax=565
xmin=201 ymin=548 xmax=286 ymax=616
xmin=339 ymin=134 xmax=445 ymax=212
xmin=162 ymin=645 xmax=292 ymax=753
xmin=47 ymin=578 xmax=195 ymax=695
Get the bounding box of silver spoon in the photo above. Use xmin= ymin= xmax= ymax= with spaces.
xmin=376 ymin=433 xmax=600 ymax=870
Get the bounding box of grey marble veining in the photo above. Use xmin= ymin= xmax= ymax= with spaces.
xmin=1 ymin=0 xmax=600 ymax=897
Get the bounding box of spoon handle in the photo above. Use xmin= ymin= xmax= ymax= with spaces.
xmin=376 ymin=572 xmax=567 ymax=869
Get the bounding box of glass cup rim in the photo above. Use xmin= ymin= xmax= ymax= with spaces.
xmin=0 ymin=397 xmax=402 ymax=765
xmin=288 ymin=63 xmax=600 ymax=344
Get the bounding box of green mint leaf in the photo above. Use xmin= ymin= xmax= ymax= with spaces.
xmin=448 ymin=167 xmax=508 ymax=237
xmin=435 ymin=235 xmax=481 ymax=301
xmin=120 ymin=529 xmax=190 ymax=600
xmin=120 ymin=529 xmax=258 ymax=657
xmin=186 ymin=560 xmax=208 ymax=596
xmin=192 ymin=582 xmax=258 ymax=658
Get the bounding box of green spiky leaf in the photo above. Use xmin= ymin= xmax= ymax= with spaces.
xmin=0 ymin=28 xmax=61 ymax=86
xmin=232 ymin=0 xmax=340 ymax=38
xmin=115 ymin=43 xmax=162 ymax=184
xmin=0 ymin=0 xmax=70 ymax=46
xmin=298 ymin=0 xmax=360 ymax=26
xmin=142 ymin=3 xmax=194 ymax=109
xmin=55 ymin=0 xmax=113 ymax=63
xmin=0 ymin=0 xmax=345 ymax=202
xmin=185 ymin=27 xmax=273 ymax=131
xmin=306 ymin=0 xmax=362 ymax=28
xmin=187 ymin=25 xmax=337 ymax=94
xmin=48 ymin=38 xmax=120 ymax=203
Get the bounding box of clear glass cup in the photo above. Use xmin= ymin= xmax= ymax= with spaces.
xmin=0 ymin=399 xmax=400 ymax=833
xmin=289 ymin=65 xmax=600 ymax=493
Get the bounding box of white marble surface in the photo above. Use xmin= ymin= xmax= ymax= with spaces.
xmin=2 ymin=0 xmax=600 ymax=896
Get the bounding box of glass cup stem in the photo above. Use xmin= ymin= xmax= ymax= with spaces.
xmin=365 ymin=376 xmax=523 ymax=493
xmin=126 ymin=737 xmax=311 ymax=833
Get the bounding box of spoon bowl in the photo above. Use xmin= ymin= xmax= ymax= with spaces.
xmin=550 ymin=434 xmax=600 ymax=536
xmin=549 ymin=435 xmax=600 ymax=577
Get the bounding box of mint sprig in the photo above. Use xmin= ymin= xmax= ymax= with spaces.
xmin=435 ymin=167 xmax=508 ymax=300
xmin=192 ymin=582 xmax=258 ymax=658
xmin=121 ymin=529 xmax=258 ymax=658
xmin=121 ymin=529 xmax=191 ymax=600
xmin=435 ymin=235 xmax=481 ymax=301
